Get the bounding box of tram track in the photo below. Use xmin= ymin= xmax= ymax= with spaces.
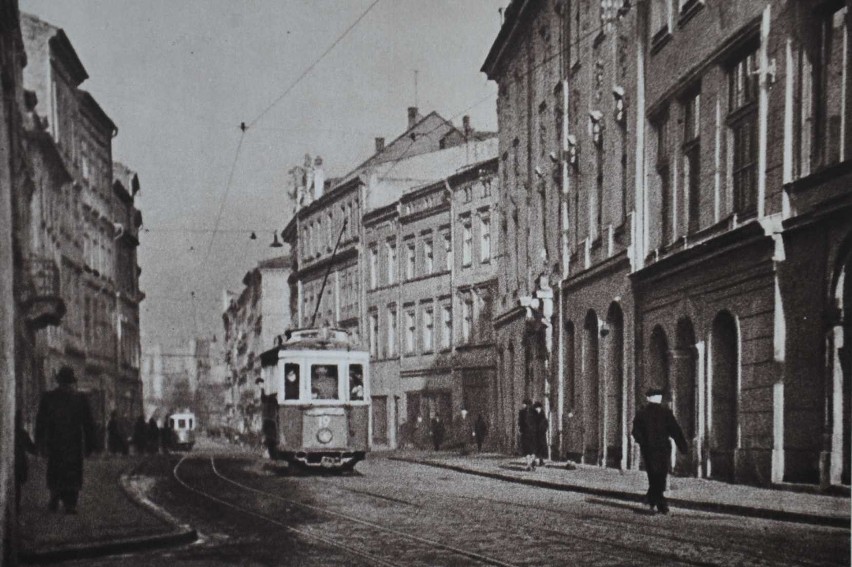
xmin=175 ymin=455 xmax=522 ymax=567
xmin=301 ymin=463 xmax=844 ymax=567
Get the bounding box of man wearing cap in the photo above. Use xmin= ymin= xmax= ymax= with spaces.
xmin=35 ymin=366 xmax=96 ymax=514
xmin=631 ymin=388 xmax=688 ymax=514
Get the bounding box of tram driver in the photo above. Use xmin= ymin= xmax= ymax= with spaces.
xmin=284 ymin=364 xmax=300 ymax=400
xmin=350 ymin=367 xmax=364 ymax=401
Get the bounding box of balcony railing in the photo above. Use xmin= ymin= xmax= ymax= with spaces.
xmin=21 ymin=257 xmax=66 ymax=329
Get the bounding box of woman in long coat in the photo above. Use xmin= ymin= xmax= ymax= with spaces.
xmin=518 ymin=399 xmax=537 ymax=470
xmin=533 ymin=401 xmax=549 ymax=466
xmin=35 ymin=367 xmax=96 ymax=514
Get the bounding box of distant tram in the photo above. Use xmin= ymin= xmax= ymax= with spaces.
xmin=260 ymin=327 xmax=370 ymax=470
xmin=168 ymin=411 xmax=197 ymax=451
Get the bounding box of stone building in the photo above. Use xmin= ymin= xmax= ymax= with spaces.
xmin=222 ymin=255 xmax=292 ymax=435
xmin=17 ymin=13 xmax=144 ymax=443
xmin=362 ymin=157 xmax=499 ymax=448
xmin=483 ymin=0 xmax=850 ymax=489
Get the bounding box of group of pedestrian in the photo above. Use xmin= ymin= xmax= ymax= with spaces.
xmin=518 ymin=398 xmax=548 ymax=471
xmin=129 ymin=415 xmax=170 ymax=455
xmin=426 ymin=411 xmax=489 ymax=453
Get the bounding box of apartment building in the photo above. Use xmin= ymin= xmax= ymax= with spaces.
xmin=483 ymin=0 xmax=850 ymax=488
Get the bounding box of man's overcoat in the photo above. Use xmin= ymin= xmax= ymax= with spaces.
xmin=35 ymin=387 xmax=96 ymax=492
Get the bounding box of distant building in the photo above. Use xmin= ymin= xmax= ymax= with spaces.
xmin=222 ymin=255 xmax=292 ymax=435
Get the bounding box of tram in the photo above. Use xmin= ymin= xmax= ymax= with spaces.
xmin=168 ymin=411 xmax=197 ymax=451
xmin=259 ymin=327 xmax=370 ymax=470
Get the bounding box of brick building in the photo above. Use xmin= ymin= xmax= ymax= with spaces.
xmin=484 ymin=0 xmax=850 ymax=489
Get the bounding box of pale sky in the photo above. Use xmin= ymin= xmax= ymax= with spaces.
xmin=20 ymin=0 xmax=506 ymax=352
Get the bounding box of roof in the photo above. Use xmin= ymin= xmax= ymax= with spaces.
xmin=20 ymin=13 xmax=89 ymax=85
xmin=113 ymin=162 xmax=139 ymax=202
xmin=257 ymin=255 xmax=291 ymax=270
xmin=481 ymin=0 xmax=531 ymax=79
xmin=362 ymin=137 xmax=498 ymax=213
xmin=78 ymin=90 xmax=117 ymax=134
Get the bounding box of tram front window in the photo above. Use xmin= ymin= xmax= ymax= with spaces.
xmin=350 ymin=365 xmax=364 ymax=401
xmin=310 ymin=364 xmax=339 ymax=400
xmin=284 ymin=363 xmax=300 ymax=400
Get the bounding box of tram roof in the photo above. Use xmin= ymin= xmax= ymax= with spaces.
xmin=260 ymin=327 xmax=361 ymax=366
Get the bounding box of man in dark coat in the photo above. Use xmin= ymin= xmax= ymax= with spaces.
xmin=631 ymin=388 xmax=688 ymax=514
xmin=533 ymin=401 xmax=549 ymax=466
xmin=430 ymin=415 xmax=445 ymax=451
xmin=473 ymin=414 xmax=488 ymax=452
xmin=107 ymin=411 xmax=127 ymax=455
xmin=518 ymin=398 xmax=537 ymax=470
xmin=132 ymin=415 xmax=148 ymax=454
xmin=147 ymin=417 xmax=160 ymax=454
xmin=35 ymin=367 xmax=96 ymax=514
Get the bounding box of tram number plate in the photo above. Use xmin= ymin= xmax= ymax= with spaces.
xmin=321 ymin=456 xmax=340 ymax=468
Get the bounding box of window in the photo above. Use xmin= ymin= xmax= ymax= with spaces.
xmin=461 ymin=295 xmax=473 ymax=343
xmin=424 ymin=238 xmax=434 ymax=274
xmin=405 ymin=240 xmax=415 ymax=280
xmin=728 ymin=46 xmax=759 ymax=217
xmin=816 ymin=5 xmax=849 ymax=167
xmin=443 ymin=230 xmax=452 ymax=271
xmin=683 ymin=89 xmax=701 ymax=233
xmin=386 ymin=240 xmax=397 ymax=285
xmin=655 ymin=110 xmax=673 ymax=244
xmin=480 ymin=214 xmax=491 ymax=263
xmin=464 ymin=186 xmax=472 ymax=203
xmin=369 ymin=246 xmax=378 ymax=289
xmin=387 ymin=306 xmax=397 ymax=356
xmin=441 ymin=304 xmax=452 ymax=349
xmin=283 ymin=363 xmax=300 ymax=400
xmin=422 ymin=306 xmax=434 ymax=352
xmin=369 ymin=312 xmax=378 ymax=357
xmin=349 ymin=364 xmax=364 ymax=401
xmin=462 ymin=219 xmax=472 ymax=267
xmin=650 ymin=0 xmax=672 ymax=42
xmin=404 ymin=309 xmax=416 ymax=354
xmin=310 ymin=364 xmax=339 ymax=400
xmin=479 ymin=290 xmax=493 ymax=341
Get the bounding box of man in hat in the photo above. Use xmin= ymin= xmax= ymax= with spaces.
xmin=518 ymin=398 xmax=537 ymax=470
xmin=631 ymin=388 xmax=688 ymax=514
xmin=35 ymin=366 xmax=96 ymax=514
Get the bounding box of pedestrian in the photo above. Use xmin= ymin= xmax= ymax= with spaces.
xmin=161 ymin=418 xmax=174 ymax=453
xmin=107 ymin=411 xmax=128 ymax=455
xmin=430 ymin=414 xmax=445 ymax=451
xmin=533 ymin=401 xmax=548 ymax=466
xmin=473 ymin=414 xmax=488 ymax=452
xmin=35 ymin=366 xmax=96 ymax=514
xmin=147 ymin=417 xmax=160 ymax=454
xmin=15 ymin=411 xmax=37 ymax=513
xmin=132 ymin=415 xmax=147 ymax=455
xmin=631 ymin=388 xmax=688 ymax=514
xmin=456 ymin=408 xmax=472 ymax=455
xmin=518 ymin=398 xmax=537 ymax=471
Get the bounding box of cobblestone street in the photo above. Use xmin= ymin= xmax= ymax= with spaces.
xmin=54 ymin=450 xmax=850 ymax=567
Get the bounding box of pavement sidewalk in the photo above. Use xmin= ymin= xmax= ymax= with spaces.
xmin=388 ymin=450 xmax=851 ymax=528
xmin=17 ymin=454 xmax=197 ymax=564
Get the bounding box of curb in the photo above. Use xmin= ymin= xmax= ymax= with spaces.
xmin=390 ymin=456 xmax=851 ymax=528
xmin=19 ymin=460 xmax=198 ymax=564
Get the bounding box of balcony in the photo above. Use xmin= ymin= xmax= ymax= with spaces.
xmin=21 ymin=257 xmax=66 ymax=329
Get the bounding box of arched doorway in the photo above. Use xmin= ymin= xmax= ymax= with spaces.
xmin=583 ymin=311 xmax=600 ymax=465
xmin=709 ymin=311 xmax=738 ymax=481
xmin=564 ymin=321 xmax=576 ymax=459
xmin=605 ymin=303 xmax=624 ymax=468
xmin=648 ymin=326 xmax=670 ymax=392
xmin=673 ymin=318 xmax=698 ymax=475
xmin=829 ymin=249 xmax=851 ymax=486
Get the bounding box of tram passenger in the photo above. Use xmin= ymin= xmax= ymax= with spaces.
xmin=350 ymin=368 xmax=364 ymax=401
xmin=284 ymin=365 xmax=300 ymax=400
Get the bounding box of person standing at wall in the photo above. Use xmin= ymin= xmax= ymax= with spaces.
xmin=473 ymin=414 xmax=488 ymax=452
xmin=631 ymin=388 xmax=688 ymax=514
xmin=35 ymin=367 xmax=96 ymax=514
xmin=533 ymin=401 xmax=548 ymax=467
xmin=518 ymin=398 xmax=537 ymax=471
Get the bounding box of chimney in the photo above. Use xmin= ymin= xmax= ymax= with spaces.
xmin=313 ymin=156 xmax=325 ymax=200
xmin=408 ymin=106 xmax=419 ymax=130
xmin=375 ymin=137 xmax=385 ymax=153
xmin=462 ymin=115 xmax=472 ymax=139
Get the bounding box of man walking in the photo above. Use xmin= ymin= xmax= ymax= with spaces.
xmin=35 ymin=366 xmax=96 ymax=514
xmin=631 ymin=388 xmax=688 ymax=514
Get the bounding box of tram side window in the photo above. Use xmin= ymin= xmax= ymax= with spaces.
xmin=284 ymin=363 xmax=300 ymax=400
xmin=349 ymin=364 xmax=364 ymax=401
xmin=310 ymin=364 xmax=339 ymax=400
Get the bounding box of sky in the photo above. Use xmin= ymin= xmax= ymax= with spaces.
xmin=20 ymin=0 xmax=507 ymax=353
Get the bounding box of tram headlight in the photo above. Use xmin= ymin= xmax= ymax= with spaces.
xmin=317 ymin=428 xmax=333 ymax=444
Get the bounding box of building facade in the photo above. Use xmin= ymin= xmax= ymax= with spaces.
xmin=222 ymin=255 xmax=292 ymax=436
xmin=484 ymin=0 xmax=850 ymax=489
xmin=18 ymin=13 xmax=144 ymax=443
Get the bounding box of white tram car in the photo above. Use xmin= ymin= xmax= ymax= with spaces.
xmin=260 ymin=328 xmax=370 ymax=470
xmin=168 ymin=411 xmax=197 ymax=451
